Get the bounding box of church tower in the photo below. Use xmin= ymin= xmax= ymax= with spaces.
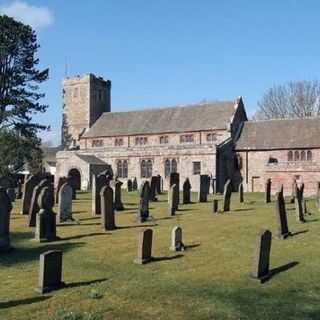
xmin=61 ymin=74 xmax=111 ymax=148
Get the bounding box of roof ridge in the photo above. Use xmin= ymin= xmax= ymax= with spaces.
xmin=250 ymin=116 xmax=320 ymax=123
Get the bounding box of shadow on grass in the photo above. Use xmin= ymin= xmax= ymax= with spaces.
xmin=65 ymin=278 xmax=108 ymax=289
xmin=305 ymin=219 xmax=319 ymax=223
xmin=151 ymin=254 xmax=184 ymax=262
xmin=79 ymin=217 xmax=100 ymax=222
xmin=117 ymin=224 xmax=157 ymax=230
xmin=61 ymin=232 xmax=110 ymax=241
xmin=11 ymin=231 xmax=34 ymax=242
xmin=0 ymin=296 xmax=50 ymax=309
xmin=184 ymin=243 xmax=201 ymax=250
xmin=178 ymin=208 xmax=193 ymax=212
xmin=233 ymin=208 xmax=255 ymax=212
xmin=0 ymin=242 xmax=85 ymax=267
xmin=265 ymin=261 xmax=299 ymax=283
xmin=291 ymin=230 xmax=308 ymax=237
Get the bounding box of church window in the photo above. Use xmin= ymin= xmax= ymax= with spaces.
xmin=91 ymin=139 xmax=103 ymax=147
xmin=288 ymin=151 xmax=293 ymax=161
xmin=180 ymin=134 xmax=194 ymax=143
xmin=206 ymin=133 xmax=216 ymax=142
xmin=141 ymin=159 xmax=152 ymax=178
xmin=307 ymin=150 xmax=312 ymax=161
xmin=117 ymin=160 xmax=128 ymax=178
xmin=135 ymin=136 xmax=148 ymax=145
xmin=193 ymin=162 xmax=201 ymax=175
xmin=294 ymin=151 xmax=300 ymax=161
xmin=160 ymin=136 xmax=169 ymax=144
xmin=115 ymin=138 xmax=124 ymax=146
xmin=301 ymin=151 xmax=306 ymax=161
xmin=164 ymin=159 xmax=178 ymax=177
xmin=171 ymin=159 xmax=177 ymax=173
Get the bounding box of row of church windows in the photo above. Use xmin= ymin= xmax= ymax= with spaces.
xmin=288 ymin=150 xmax=312 ymax=162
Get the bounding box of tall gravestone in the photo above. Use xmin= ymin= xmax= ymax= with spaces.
xmin=112 ymin=180 xmax=124 ymax=211
xmin=16 ymin=180 xmax=23 ymax=199
xmin=198 ymin=175 xmax=209 ymax=202
xmin=213 ymin=199 xmax=219 ymax=213
xmin=183 ymin=178 xmax=191 ymax=204
xmin=211 ymin=178 xmax=216 ymax=194
xmin=133 ymin=177 xmax=138 ymax=191
xmin=168 ymin=184 xmax=179 ymax=216
xmin=127 ymin=179 xmax=133 ymax=192
xmin=316 ymin=182 xmax=320 ymax=210
xmin=295 ymin=183 xmax=305 ymax=223
xmin=58 ymin=183 xmax=73 ymax=223
xmin=265 ymin=178 xmax=271 ymax=203
xmin=21 ymin=175 xmax=40 ymax=215
xmin=156 ymin=175 xmax=162 ymax=194
xmin=136 ymin=181 xmax=150 ymax=222
xmin=35 ymin=187 xmax=58 ymax=242
xmin=170 ymin=173 xmax=180 ymax=203
xmin=149 ymin=176 xmax=158 ymax=201
xmin=134 ymin=228 xmax=153 ymax=264
xmin=223 ymin=179 xmax=232 ymax=212
xmin=92 ymin=174 xmax=108 ymax=216
xmin=35 ymin=250 xmax=65 ymax=294
xmin=101 ymin=185 xmax=116 ymax=231
xmin=275 ymin=191 xmax=291 ymax=239
xmin=248 ymin=229 xmax=272 ymax=283
xmin=170 ymin=226 xmax=184 ymax=251
xmin=239 ymin=183 xmax=244 ymax=203
xmin=0 ymin=188 xmax=13 ymax=252
xmin=55 ymin=176 xmax=67 ymax=204
xmin=290 ymin=179 xmax=297 ymax=204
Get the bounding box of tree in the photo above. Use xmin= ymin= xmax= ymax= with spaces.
xmin=254 ymin=80 xmax=320 ymax=120
xmin=0 ymin=15 xmax=49 ymax=175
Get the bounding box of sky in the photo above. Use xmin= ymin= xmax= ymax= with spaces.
xmin=1 ymin=0 xmax=320 ymax=146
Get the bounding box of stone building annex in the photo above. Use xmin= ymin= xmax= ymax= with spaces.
xmin=55 ymin=73 xmax=320 ymax=196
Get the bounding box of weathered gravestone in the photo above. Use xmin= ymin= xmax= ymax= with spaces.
xmin=21 ymin=175 xmax=40 ymax=215
xmin=35 ymin=187 xmax=58 ymax=242
xmin=132 ymin=177 xmax=138 ymax=191
xmin=134 ymin=228 xmax=153 ymax=264
xmin=28 ymin=179 xmax=51 ymax=227
xmin=213 ymin=199 xmax=219 ymax=213
xmin=35 ymin=250 xmax=65 ymax=294
xmin=183 ymin=178 xmax=191 ymax=204
xmin=136 ymin=181 xmax=150 ymax=222
xmin=0 ymin=188 xmax=13 ymax=252
xmin=170 ymin=226 xmax=185 ymax=251
xmin=275 ymin=191 xmax=291 ymax=239
xmin=239 ymin=183 xmax=244 ymax=203
xmin=248 ymin=229 xmax=272 ymax=283
xmin=55 ymin=176 xmax=67 ymax=204
xmin=294 ymin=183 xmax=305 ymax=223
xmin=223 ymin=179 xmax=232 ymax=212
xmin=168 ymin=184 xmax=179 ymax=216
xmin=92 ymin=174 xmax=108 ymax=216
xmin=265 ymin=178 xmax=272 ymax=203
xmin=7 ymin=188 xmax=16 ymax=202
xmin=211 ymin=178 xmax=216 ymax=194
xmin=290 ymin=179 xmax=297 ymax=204
xmin=112 ymin=180 xmax=124 ymax=211
xmin=149 ymin=176 xmax=158 ymax=201
xmin=170 ymin=173 xmax=180 ymax=203
xmin=198 ymin=175 xmax=209 ymax=202
xmin=156 ymin=175 xmax=162 ymax=194
xmin=101 ymin=185 xmax=116 ymax=231
xmin=58 ymin=183 xmax=73 ymax=223
xmin=127 ymin=179 xmax=133 ymax=192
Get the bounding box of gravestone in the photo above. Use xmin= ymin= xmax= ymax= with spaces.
xmin=213 ymin=199 xmax=219 ymax=213
xmin=239 ymin=183 xmax=244 ymax=203
xmin=170 ymin=173 xmax=180 ymax=203
xmin=211 ymin=178 xmax=216 ymax=194
xmin=101 ymin=185 xmax=116 ymax=231
xmin=136 ymin=181 xmax=150 ymax=222
xmin=275 ymin=191 xmax=291 ymax=239
xmin=132 ymin=177 xmax=138 ymax=191
xmin=28 ymin=179 xmax=51 ymax=227
xmin=198 ymin=175 xmax=209 ymax=202
xmin=149 ymin=176 xmax=158 ymax=201
xmin=265 ymin=178 xmax=271 ymax=203
xmin=182 ymin=178 xmax=191 ymax=204
xmin=168 ymin=184 xmax=179 ymax=216
xmin=92 ymin=174 xmax=108 ymax=216
xmin=316 ymin=182 xmax=320 ymax=210
xmin=290 ymin=179 xmax=297 ymax=204
xmin=67 ymin=175 xmax=77 ymax=200
xmin=7 ymin=188 xmax=16 ymax=202
xmin=35 ymin=250 xmax=65 ymax=294
xmin=0 ymin=188 xmax=13 ymax=252
xmin=223 ymin=179 xmax=232 ymax=212
xmin=16 ymin=180 xmax=23 ymax=199
xmin=127 ymin=179 xmax=133 ymax=192
xmin=35 ymin=186 xmax=58 ymax=242
xmin=295 ymin=183 xmax=305 ymax=223
xmin=58 ymin=183 xmax=73 ymax=223
xmin=21 ymin=175 xmax=40 ymax=215
xmin=156 ymin=175 xmax=162 ymax=194
xmin=55 ymin=176 xmax=67 ymax=204
xmin=170 ymin=226 xmax=185 ymax=251
xmin=112 ymin=180 xmax=124 ymax=211
xmin=134 ymin=228 xmax=153 ymax=264
xmin=248 ymin=229 xmax=272 ymax=283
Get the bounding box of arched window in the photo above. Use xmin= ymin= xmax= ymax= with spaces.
xmin=165 ymin=159 xmax=171 ymax=177
xmin=123 ymin=160 xmax=128 ymax=178
xmin=300 ymin=151 xmax=306 ymax=161
xmin=288 ymin=151 xmax=293 ymax=161
xmin=294 ymin=151 xmax=300 ymax=161
xmin=171 ymin=159 xmax=177 ymax=173
xmin=141 ymin=160 xmax=152 ymax=178
xmin=164 ymin=159 xmax=177 ymax=177
xmin=117 ymin=161 xmax=123 ymax=178
xmin=141 ymin=160 xmax=147 ymax=178
xmin=307 ymin=150 xmax=312 ymax=161
xmin=146 ymin=160 xmax=153 ymax=178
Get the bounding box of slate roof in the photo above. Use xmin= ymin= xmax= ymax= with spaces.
xmin=82 ymin=101 xmax=237 ymax=138
xmin=76 ymin=154 xmax=107 ymax=165
xmin=235 ymin=118 xmax=320 ymax=150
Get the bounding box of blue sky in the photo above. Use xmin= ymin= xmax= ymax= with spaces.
xmin=1 ymin=0 xmax=320 ymax=145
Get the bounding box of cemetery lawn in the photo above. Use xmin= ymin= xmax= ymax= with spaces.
xmin=1 ymin=191 xmax=320 ymax=320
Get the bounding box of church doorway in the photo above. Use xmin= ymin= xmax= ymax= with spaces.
xmin=68 ymin=168 xmax=81 ymax=190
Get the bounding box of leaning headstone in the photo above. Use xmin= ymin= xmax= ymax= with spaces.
xmin=248 ymin=229 xmax=272 ymax=283
xmin=55 ymin=176 xmax=67 ymax=204
xmin=92 ymin=174 xmax=108 ymax=216
xmin=170 ymin=226 xmax=185 ymax=251
xmin=168 ymin=184 xmax=179 ymax=216
xmin=21 ymin=175 xmax=40 ymax=215
xmin=213 ymin=199 xmax=219 ymax=213
xmin=58 ymin=183 xmax=73 ymax=223
xmin=182 ymin=178 xmax=191 ymax=204
xmin=265 ymin=178 xmax=271 ymax=203
xmin=132 ymin=177 xmax=138 ymax=191
xmin=275 ymin=191 xmax=291 ymax=239
xmin=170 ymin=173 xmax=180 ymax=203
xmin=127 ymin=179 xmax=133 ymax=192
xmin=223 ymin=179 xmax=232 ymax=212
xmin=295 ymin=184 xmax=305 ymax=223
xmin=35 ymin=187 xmax=58 ymax=242
xmin=134 ymin=228 xmax=153 ymax=264
xmin=0 ymin=188 xmax=13 ymax=252
xmin=112 ymin=180 xmax=124 ymax=211
xmin=198 ymin=175 xmax=209 ymax=202
xmin=149 ymin=176 xmax=158 ymax=201
xmin=35 ymin=250 xmax=65 ymax=294
xmin=156 ymin=175 xmax=162 ymax=194
xmin=239 ymin=183 xmax=244 ymax=203
xmin=101 ymin=185 xmax=116 ymax=231
xmin=136 ymin=181 xmax=150 ymax=222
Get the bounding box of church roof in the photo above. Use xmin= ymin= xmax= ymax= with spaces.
xmin=235 ymin=117 xmax=320 ymax=150
xmin=82 ymin=101 xmax=237 ymax=138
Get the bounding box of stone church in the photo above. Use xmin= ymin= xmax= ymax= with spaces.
xmin=56 ymin=73 xmax=320 ymax=195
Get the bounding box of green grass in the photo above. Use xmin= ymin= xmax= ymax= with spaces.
xmin=1 ymin=190 xmax=320 ymax=320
